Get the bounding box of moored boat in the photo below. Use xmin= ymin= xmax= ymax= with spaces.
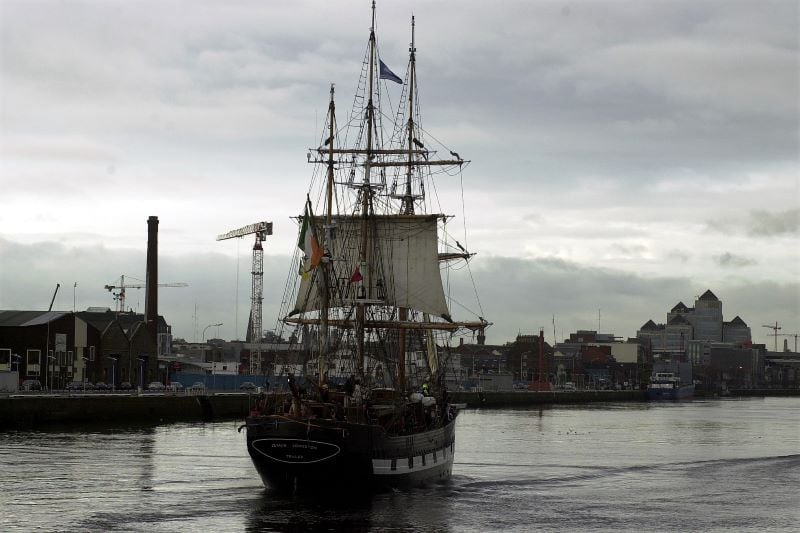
xmin=647 ymin=372 xmax=694 ymax=400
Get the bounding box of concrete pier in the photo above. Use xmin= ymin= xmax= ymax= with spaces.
xmin=0 ymin=393 xmax=253 ymax=429
xmin=0 ymin=390 xmax=647 ymax=428
xmin=4 ymin=389 xmax=795 ymax=428
xmin=449 ymin=389 xmax=646 ymax=407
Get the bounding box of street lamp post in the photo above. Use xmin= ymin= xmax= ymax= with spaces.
xmin=108 ymin=356 xmax=118 ymax=392
xmin=137 ymin=356 xmax=147 ymax=391
xmin=203 ymin=323 xmax=223 ymax=342
xmin=81 ymin=356 xmax=89 ymax=391
xmin=46 ymin=355 xmax=56 ymax=392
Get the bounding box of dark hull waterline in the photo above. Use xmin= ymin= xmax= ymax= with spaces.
xmin=245 ymin=414 xmax=456 ymax=492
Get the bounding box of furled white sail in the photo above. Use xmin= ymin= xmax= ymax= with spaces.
xmin=291 ymin=214 xmax=450 ymax=318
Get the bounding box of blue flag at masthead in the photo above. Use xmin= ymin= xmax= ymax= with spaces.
xmin=379 ymin=60 xmax=403 ymax=84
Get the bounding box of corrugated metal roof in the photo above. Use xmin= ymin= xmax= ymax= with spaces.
xmin=21 ymin=311 xmax=68 ymax=326
xmin=0 ymin=310 xmax=67 ymax=327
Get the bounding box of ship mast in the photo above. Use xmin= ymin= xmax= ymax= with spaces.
xmin=401 ymin=16 xmax=416 ymax=217
xmin=355 ymin=1 xmax=378 ymax=375
xmin=396 ymin=16 xmax=418 ymax=392
xmin=318 ymin=84 xmax=336 ymax=387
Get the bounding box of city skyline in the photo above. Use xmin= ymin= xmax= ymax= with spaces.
xmin=1 ymin=1 xmax=798 ymax=346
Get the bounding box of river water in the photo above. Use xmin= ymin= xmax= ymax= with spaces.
xmin=2 ymin=397 xmax=798 ymax=532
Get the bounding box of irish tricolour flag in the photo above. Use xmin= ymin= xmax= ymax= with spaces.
xmin=298 ymin=198 xmax=323 ymax=277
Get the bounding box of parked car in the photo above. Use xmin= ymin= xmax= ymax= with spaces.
xmin=118 ymin=381 xmax=133 ymax=391
xmin=168 ymin=382 xmax=184 ymax=392
xmin=94 ymin=382 xmax=109 ymax=391
xmin=21 ymin=379 xmax=42 ymax=391
xmin=190 ymin=382 xmax=205 ymax=392
xmin=64 ymin=381 xmax=84 ymax=391
xmin=239 ymin=381 xmax=257 ymax=392
xmin=147 ymin=381 xmax=165 ymax=391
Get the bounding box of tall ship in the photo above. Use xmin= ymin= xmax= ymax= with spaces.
xmin=241 ymin=3 xmax=488 ymax=491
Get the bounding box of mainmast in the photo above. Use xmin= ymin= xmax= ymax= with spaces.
xmin=401 ymin=16 xmax=416 ymax=216
xmin=355 ymin=0 xmax=378 ymax=375
xmin=397 ymin=16 xmax=417 ymax=392
xmin=318 ymin=84 xmax=336 ymax=387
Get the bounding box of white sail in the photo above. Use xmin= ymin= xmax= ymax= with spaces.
xmin=291 ymin=214 xmax=450 ymax=318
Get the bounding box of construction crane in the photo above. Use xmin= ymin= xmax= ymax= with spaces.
xmin=104 ymin=275 xmax=188 ymax=313
xmin=48 ymin=283 xmax=60 ymax=311
xmin=217 ymin=221 xmax=273 ymax=343
xmin=762 ymin=321 xmax=782 ymax=352
xmin=774 ymin=332 xmax=799 ymax=353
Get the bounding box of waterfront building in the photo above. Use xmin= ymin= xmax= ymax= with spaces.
xmin=76 ymin=309 xmax=166 ymax=387
xmin=0 ymin=308 xmax=168 ymax=389
xmin=0 ymin=310 xmax=100 ymax=389
xmin=692 ymin=290 xmax=723 ymax=341
xmin=723 ymin=316 xmax=751 ymax=344
xmin=452 ymin=341 xmax=508 ymax=377
xmin=764 ymin=348 xmax=800 ymax=388
xmin=707 ymin=344 xmax=763 ymax=389
xmin=504 ymin=334 xmax=552 ymax=382
xmin=553 ymin=331 xmax=643 ymax=389
xmin=636 ymin=289 xmax=752 ymax=358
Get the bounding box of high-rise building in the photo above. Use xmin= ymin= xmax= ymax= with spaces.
xmin=691 ymin=290 xmax=723 ymax=341
xmin=723 ymin=316 xmax=752 ymax=344
xmin=637 ymin=289 xmax=751 ymax=356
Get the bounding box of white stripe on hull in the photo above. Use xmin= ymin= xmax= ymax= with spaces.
xmin=372 ymin=442 xmax=455 ymax=476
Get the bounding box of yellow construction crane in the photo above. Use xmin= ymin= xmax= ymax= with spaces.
xmin=217 ymin=221 xmax=272 ymax=343
xmin=104 ymin=274 xmax=188 ymax=313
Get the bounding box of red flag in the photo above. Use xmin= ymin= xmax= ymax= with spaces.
xmin=349 ymin=266 xmax=363 ymax=283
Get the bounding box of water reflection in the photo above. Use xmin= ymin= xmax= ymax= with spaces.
xmin=2 ymin=398 xmax=799 ymax=532
xmin=245 ymin=488 xmax=374 ymax=532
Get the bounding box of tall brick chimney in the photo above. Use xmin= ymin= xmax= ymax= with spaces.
xmin=145 ymin=216 xmax=158 ymax=341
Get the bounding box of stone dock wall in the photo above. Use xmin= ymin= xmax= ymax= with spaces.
xmin=0 ymin=393 xmax=253 ymax=429
xmin=2 ymin=389 xmax=796 ymax=428
xmin=449 ymin=389 xmax=646 ymax=407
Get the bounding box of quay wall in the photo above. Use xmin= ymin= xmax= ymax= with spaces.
xmin=729 ymin=388 xmax=800 ymax=397
xmin=449 ymin=390 xmax=646 ymax=407
xmin=3 ymin=389 xmax=797 ymax=428
xmin=0 ymin=394 xmax=253 ymax=429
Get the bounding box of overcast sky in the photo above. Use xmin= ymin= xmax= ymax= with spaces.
xmin=1 ymin=1 xmax=798 ymax=348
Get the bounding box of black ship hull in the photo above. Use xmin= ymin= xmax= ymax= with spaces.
xmin=244 ymin=414 xmax=456 ymax=492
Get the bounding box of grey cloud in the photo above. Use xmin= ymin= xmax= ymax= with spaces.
xmin=1 ymin=2 xmax=797 ymax=349
xmin=453 ymin=255 xmax=797 ymax=346
xmin=611 ymin=244 xmax=649 ymax=258
xmin=706 ymin=208 xmax=800 ymax=238
xmin=3 ymin=0 xmax=797 ymax=190
xmin=2 ymin=240 xmax=797 ymax=348
xmin=714 ymin=252 xmax=757 ymax=268
xmin=665 ymin=250 xmax=690 ymax=263
xmin=747 ymin=208 xmax=800 ymax=237
xmin=523 ymin=214 xmax=544 ymax=225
